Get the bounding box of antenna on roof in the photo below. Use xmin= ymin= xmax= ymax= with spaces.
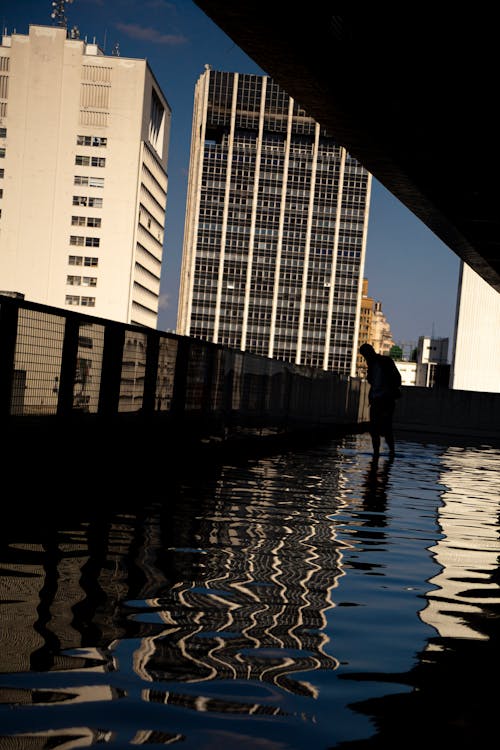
xmin=51 ymin=0 xmax=70 ymax=27
xmin=50 ymin=0 xmax=78 ymax=38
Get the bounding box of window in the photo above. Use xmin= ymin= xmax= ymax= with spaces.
xmin=78 ymin=335 xmax=93 ymax=348
xmin=70 ymin=235 xmax=85 ymax=246
xmin=72 ymin=216 xmax=101 ymax=228
xmin=69 ymin=255 xmax=83 ymax=265
xmin=0 ymin=147 xmax=5 ymax=158
xmin=82 ymin=276 xmax=97 ymax=287
xmin=85 ymin=237 xmax=100 ymax=247
xmin=81 ymin=296 xmax=96 ymax=307
xmin=76 ymin=154 xmax=105 ymax=167
xmin=75 ymin=175 xmax=104 ymax=187
xmin=0 ymin=127 xmax=6 ymax=137
xmin=84 ymin=257 xmax=98 ymax=266
xmin=65 ymin=295 xmax=80 ymax=305
xmin=67 ymin=275 xmax=81 ymax=285
xmin=73 ymin=196 xmax=103 ymax=208
xmin=149 ymin=88 xmax=165 ymax=154
xmin=76 ymin=135 xmax=107 ymax=147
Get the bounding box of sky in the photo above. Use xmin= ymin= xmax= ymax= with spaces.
xmin=5 ymin=0 xmax=461 ymax=348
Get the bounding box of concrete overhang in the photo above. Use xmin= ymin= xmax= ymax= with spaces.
xmin=195 ymin=3 xmax=500 ymax=292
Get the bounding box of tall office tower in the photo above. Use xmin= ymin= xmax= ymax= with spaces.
xmin=177 ymin=69 xmax=372 ymax=376
xmin=0 ymin=24 xmax=171 ymax=327
xmin=450 ymin=262 xmax=500 ymax=393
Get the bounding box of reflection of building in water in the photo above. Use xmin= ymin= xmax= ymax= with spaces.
xmin=11 ymin=311 xmax=105 ymax=415
xmin=134 ymin=457 xmax=345 ymax=701
xmin=419 ymin=446 xmax=500 ymax=640
xmin=0 ymin=452 xmax=348 ymax=724
xmin=9 ymin=306 xmax=178 ymax=415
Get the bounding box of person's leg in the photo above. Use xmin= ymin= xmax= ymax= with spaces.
xmin=385 ymin=426 xmax=395 ymax=454
xmin=369 ymin=402 xmax=381 ymax=457
xmin=383 ymin=401 xmax=396 ymax=454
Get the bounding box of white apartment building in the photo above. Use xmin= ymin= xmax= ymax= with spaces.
xmin=417 ymin=335 xmax=448 ymax=365
xmin=0 ymin=24 xmax=171 ymax=327
xmin=415 ymin=335 xmax=449 ymax=387
xmin=395 ymin=360 xmax=417 ymax=386
xmin=393 ymin=336 xmax=449 ymax=388
xmin=450 ymin=262 xmax=500 ymax=393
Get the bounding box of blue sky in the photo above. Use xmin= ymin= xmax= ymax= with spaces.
xmin=5 ymin=0 xmax=461 ymax=346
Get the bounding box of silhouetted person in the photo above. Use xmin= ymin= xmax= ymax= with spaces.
xmin=359 ymin=343 xmax=401 ymax=457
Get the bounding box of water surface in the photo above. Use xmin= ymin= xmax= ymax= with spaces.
xmin=1 ymin=433 xmax=499 ymax=748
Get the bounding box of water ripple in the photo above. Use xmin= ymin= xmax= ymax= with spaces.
xmin=1 ymin=434 xmax=500 ymax=747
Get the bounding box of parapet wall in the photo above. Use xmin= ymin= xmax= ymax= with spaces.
xmin=2 ymin=294 xmax=499 ymax=449
xmin=393 ymin=386 xmax=500 ymax=443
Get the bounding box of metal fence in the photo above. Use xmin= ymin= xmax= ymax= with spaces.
xmin=0 ymin=294 xmax=366 ymax=445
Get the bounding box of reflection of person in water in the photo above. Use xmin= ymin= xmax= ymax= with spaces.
xmin=362 ymin=456 xmax=393 ymax=520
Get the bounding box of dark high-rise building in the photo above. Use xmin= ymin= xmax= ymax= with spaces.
xmin=177 ymin=68 xmax=372 ymax=375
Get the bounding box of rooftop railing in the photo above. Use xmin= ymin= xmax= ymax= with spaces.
xmin=0 ymin=294 xmax=366 ymax=448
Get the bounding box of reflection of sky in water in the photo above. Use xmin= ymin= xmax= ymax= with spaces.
xmin=419 ymin=444 xmax=500 ymax=640
xmin=1 ymin=433 xmax=500 ymax=747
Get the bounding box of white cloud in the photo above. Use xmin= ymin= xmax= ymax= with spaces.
xmin=114 ymin=22 xmax=187 ymax=45
xmin=158 ymin=293 xmax=170 ymax=310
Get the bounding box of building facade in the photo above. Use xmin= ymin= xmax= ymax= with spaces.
xmin=371 ymin=301 xmax=394 ymax=356
xmin=392 ymin=335 xmax=449 ymax=389
xmin=177 ymin=68 xmax=372 ymax=376
xmin=415 ymin=335 xmax=449 ymax=387
xmin=356 ymin=278 xmax=394 ymax=376
xmin=0 ymin=24 xmax=171 ymax=327
xmin=450 ymin=262 xmax=500 ymax=393
xmin=357 ymin=278 xmax=374 ymax=375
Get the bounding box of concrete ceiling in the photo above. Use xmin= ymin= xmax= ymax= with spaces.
xmin=194 ymin=3 xmax=500 ymax=293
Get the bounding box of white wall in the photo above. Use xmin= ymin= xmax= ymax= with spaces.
xmin=395 ymin=360 xmax=416 ymax=386
xmin=450 ymin=262 xmax=500 ymax=393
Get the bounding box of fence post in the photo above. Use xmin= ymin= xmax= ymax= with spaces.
xmin=170 ymin=336 xmax=190 ymax=417
xmin=142 ymin=331 xmax=160 ymax=414
xmin=57 ymin=315 xmax=79 ymax=416
xmin=98 ymin=323 xmax=125 ymax=416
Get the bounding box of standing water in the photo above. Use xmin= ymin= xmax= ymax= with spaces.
xmin=1 ymin=433 xmax=499 ymax=748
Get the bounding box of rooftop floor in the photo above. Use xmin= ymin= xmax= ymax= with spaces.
xmin=1 ymin=431 xmax=498 ymax=745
